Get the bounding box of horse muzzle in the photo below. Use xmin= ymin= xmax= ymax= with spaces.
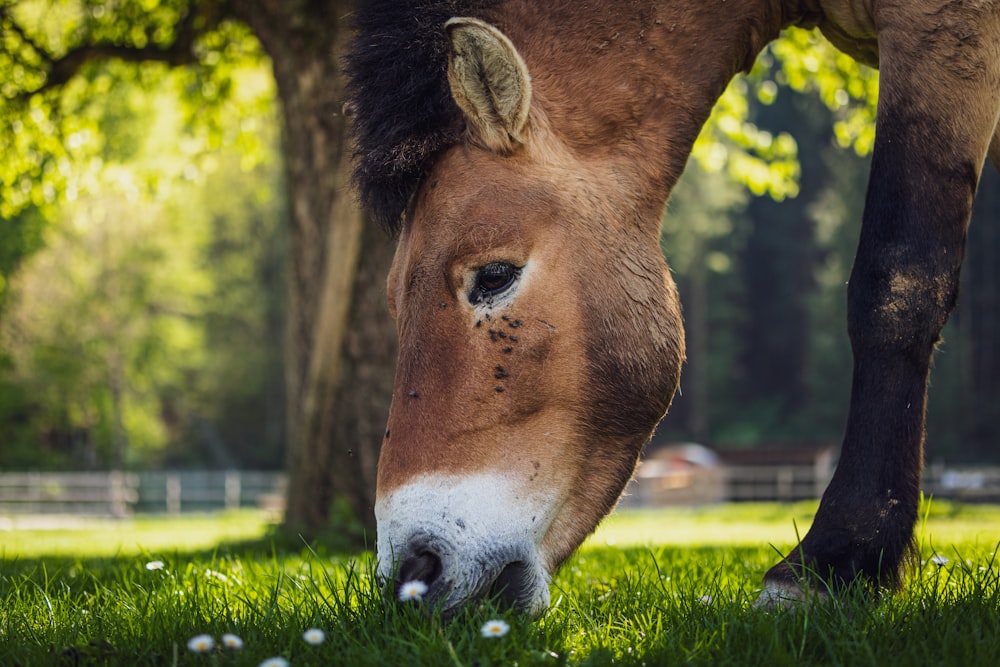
xmin=374 ymin=472 xmax=556 ymax=617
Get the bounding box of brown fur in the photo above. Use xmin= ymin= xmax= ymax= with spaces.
xmin=363 ymin=0 xmax=1000 ymax=611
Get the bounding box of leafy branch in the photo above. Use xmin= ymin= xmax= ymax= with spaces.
xmin=1 ymin=0 xmax=229 ymax=99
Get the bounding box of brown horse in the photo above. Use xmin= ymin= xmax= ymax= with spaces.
xmin=345 ymin=0 xmax=1000 ymax=616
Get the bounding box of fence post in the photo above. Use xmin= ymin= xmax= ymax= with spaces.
xmin=109 ymin=471 xmax=128 ymax=518
xmin=166 ymin=474 xmax=181 ymax=514
xmin=28 ymin=471 xmax=41 ymax=513
xmin=224 ymin=471 xmax=241 ymax=510
xmin=777 ymin=468 xmax=794 ymax=501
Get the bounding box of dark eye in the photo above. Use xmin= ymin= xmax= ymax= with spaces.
xmin=470 ymin=262 xmax=520 ymax=304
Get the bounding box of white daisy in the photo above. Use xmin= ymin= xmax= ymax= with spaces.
xmin=186 ymin=634 xmax=215 ymax=653
xmin=258 ymin=658 xmax=290 ymax=667
xmin=931 ymin=554 xmax=950 ymax=566
xmin=303 ymin=627 xmax=326 ymax=645
xmin=221 ymin=633 xmax=244 ymax=649
xmin=145 ymin=560 xmax=165 ymax=571
xmin=398 ymin=580 xmax=429 ymax=602
xmin=480 ymin=619 xmax=510 ymax=638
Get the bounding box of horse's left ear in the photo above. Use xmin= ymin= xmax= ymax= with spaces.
xmin=445 ymin=17 xmax=532 ymax=153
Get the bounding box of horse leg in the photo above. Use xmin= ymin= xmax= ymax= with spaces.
xmin=760 ymin=5 xmax=1000 ymax=605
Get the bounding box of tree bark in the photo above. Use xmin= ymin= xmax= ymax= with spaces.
xmin=234 ymin=0 xmax=395 ymax=540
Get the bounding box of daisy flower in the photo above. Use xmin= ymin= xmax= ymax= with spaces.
xmin=931 ymin=554 xmax=950 ymax=566
xmin=398 ymin=579 xmax=429 ymax=602
xmin=145 ymin=560 xmax=165 ymax=571
xmin=303 ymin=627 xmax=326 ymax=645
xmin=186 ymin=634 xmax=215 ymax=653
xmin=480 ymin=619 xmax=510 ymax=638
xmin=699 ymin=595 xmax=713 ymax=605
xmin=221 ymin=633 xmax=244 ymax=649
xmin=258 ymin=658 xmax=290 ymax=667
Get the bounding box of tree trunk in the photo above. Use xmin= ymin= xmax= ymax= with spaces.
xmin=327 ymin=220 xmax=397 ymax=539
xmin=234 ymin=1 xmax=395 ymax=540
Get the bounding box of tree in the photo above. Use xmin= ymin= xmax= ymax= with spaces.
xmin=661 ymin=27 xmax=1000 ymax=464
xmin=3 ymin=176 xmax=212 ymax=468
xmin=1 ymin=0 xmax=393 ymax=539
xmin=737 ymin=88 xmax=825 ymax=420
xmin=658 ymin=28 xmax=878 ymax=446
xmin=0 ymin=60 xmax=289 ymax=470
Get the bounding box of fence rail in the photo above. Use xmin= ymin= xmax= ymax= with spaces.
xmin=925 ymin=465 xmax=1000 ymax=503
xmin=0 ymin=471 xmax=286 ymax=517
xmin=2 ymin=466 xmax=1000 ymax=516
xmin=724 ymin=465 xmax=832 ymax=502
xmin=622 ymin=464 xmax=1000 ymax=507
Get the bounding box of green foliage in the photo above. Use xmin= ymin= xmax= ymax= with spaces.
xmin=691 ymin=27 xmax=878 ymax=202
xmin=694 ymin=77 xmax=801 ymax=200
xmin=0 ymin=0 xmax=289 ymax=470
xmin=661 ymin=164 xmax=747 ymax=275
xmin=2 ymin=504 xmax=999 ymax=665
xmin=0 ymin=33 xmax=285 ymax=469
xmin=770 ymin=28 xmax=879 ymax=156
xmin=0 ymin=205 xmax=45 ymax=303
xmin=2 ymin=170 xmax=211 ymax=464
xmin=1 ymin=0 xmax=266 ymax=218
xmin=662 ymin=26 xmax=1000 ymax=460
xmin=660 ymin=27 xmax=884 ymax=450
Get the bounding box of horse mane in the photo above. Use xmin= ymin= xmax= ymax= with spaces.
xmin=344 ymin=0 xmax=504 ymax=234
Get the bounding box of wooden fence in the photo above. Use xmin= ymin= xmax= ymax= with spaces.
xmin=2 ymin=466 xmax=999 ymax=516
xmin=725 ymin=465 xmax=832 ymax=502
xmin=925 ymin=465 xmax=1000 ymax=503
xmin=0 ymin=470 xmax=286 ymax=517
xmin=622 ymin=464 xmax=1000 ymax=507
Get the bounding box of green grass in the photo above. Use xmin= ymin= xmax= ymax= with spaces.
xmin=0 ymin=511 xmax=273 ymax=558
xmin=1 ymin=502 xmax=998 ymax=666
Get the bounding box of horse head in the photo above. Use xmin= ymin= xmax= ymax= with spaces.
xmin=374 ymin=17 xmax=684 ymax=616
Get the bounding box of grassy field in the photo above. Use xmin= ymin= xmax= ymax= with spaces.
xmin=1 ymin=501 xmax=998 ymax=666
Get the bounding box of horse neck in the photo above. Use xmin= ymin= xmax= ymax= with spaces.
xmin=500 ymin=0 xmax=796 ymax=209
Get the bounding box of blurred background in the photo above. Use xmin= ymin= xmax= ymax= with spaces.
xmin=1 ymin=2 xmax=998 ymax=535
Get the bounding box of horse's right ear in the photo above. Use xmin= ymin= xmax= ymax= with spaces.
xmin=445 ymin=17 xmax=532 ymax=153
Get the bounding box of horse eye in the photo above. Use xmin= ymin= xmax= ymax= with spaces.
xmin=471 ymin=262 xmax=520 ymax=303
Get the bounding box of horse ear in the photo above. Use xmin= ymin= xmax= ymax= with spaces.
xmin=445 ymin=17 xmax=532 ymax=153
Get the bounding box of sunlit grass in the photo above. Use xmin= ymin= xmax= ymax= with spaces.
xmin=0 ymin=510 xmax=274 ymax=558
xmin=590 ymin=499 xmax=1000 ymax=549
xmin=1 ymin=502 xmax=998 ymax=665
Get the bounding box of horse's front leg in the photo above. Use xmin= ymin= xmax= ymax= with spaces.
xmin=759 ymin=4 xmax=1000 ymax=605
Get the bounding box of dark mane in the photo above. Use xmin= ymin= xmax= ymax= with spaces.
xmin=344 ymin=0 xmax=503 ymax=234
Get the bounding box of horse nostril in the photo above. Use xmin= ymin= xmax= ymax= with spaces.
xmin=395 ymin=549 xmax=443 ymax=597
xmin=489 ymin=560 xmax=530 ymax=609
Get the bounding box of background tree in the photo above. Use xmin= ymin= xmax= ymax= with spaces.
xmin=0 ymin=53 xmax=288 ymax=468
xmin=659 ymin=28 xmax=1000 ymax=463
xmin=660 ymin=28 xmax=876 ymax=447
xmin=0 ymin=0 xmax=393 ymax=540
